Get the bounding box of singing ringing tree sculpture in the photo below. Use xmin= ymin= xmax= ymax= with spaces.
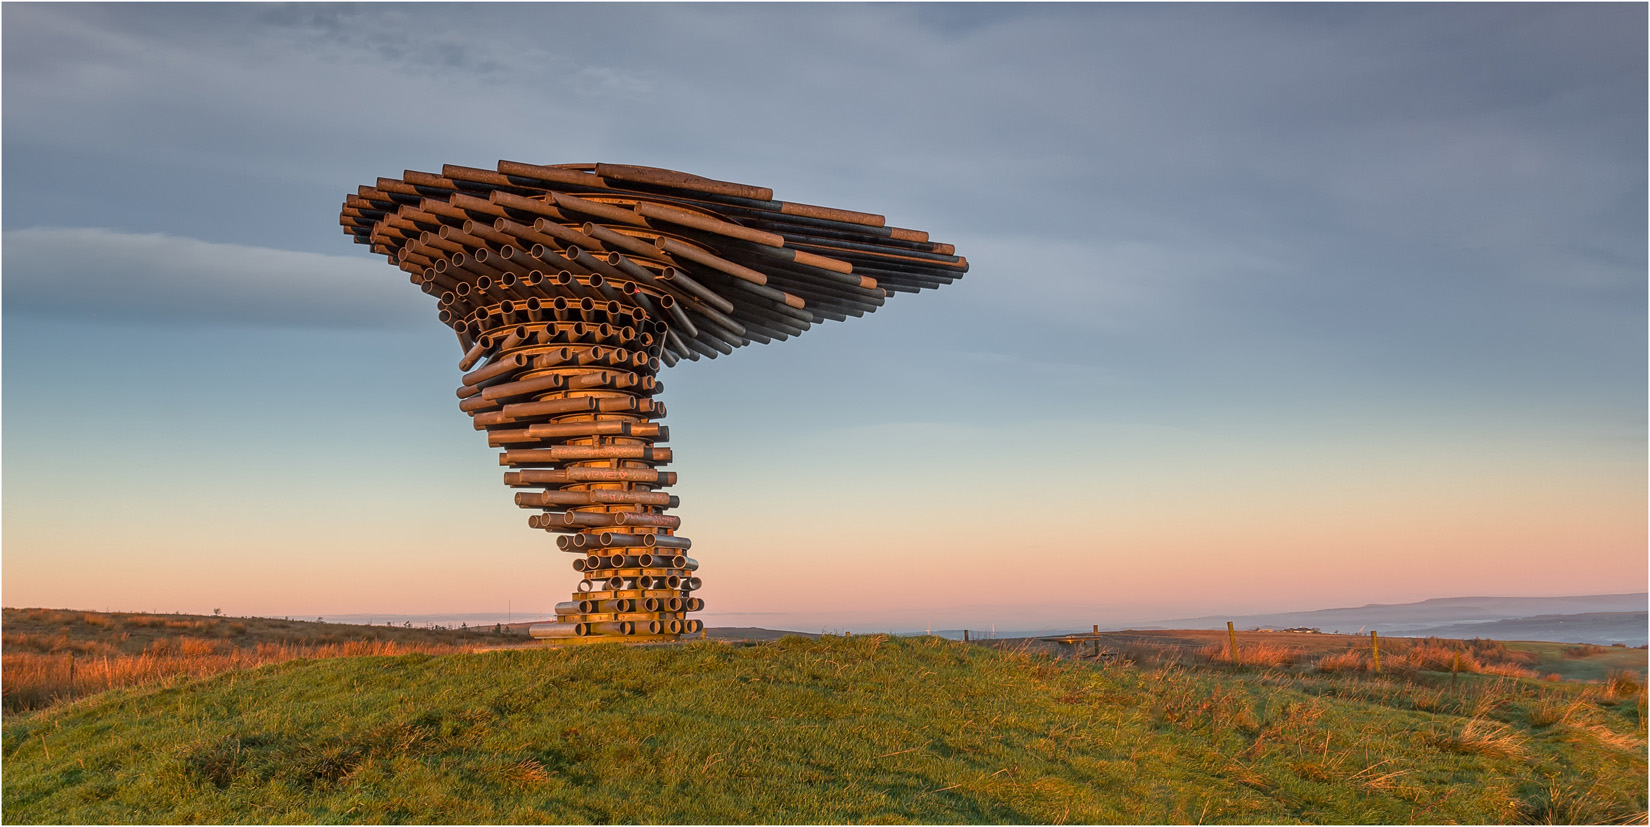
xmin=339 ymin=162 xmax=966 ymax=642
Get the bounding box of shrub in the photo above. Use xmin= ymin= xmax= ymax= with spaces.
xmin=1601 ymin=669 xmax=1644 ymax=703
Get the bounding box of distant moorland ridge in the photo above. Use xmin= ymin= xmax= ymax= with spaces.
xmin=1159 ymin=593 xmax=1647 ymax=642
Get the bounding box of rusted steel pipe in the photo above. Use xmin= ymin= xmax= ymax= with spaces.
xmin=516 ymin=490 xmax=678 ymax=508
xmin=778 ymin=200 xmax=885 ymax=227
xmin=566 ymin=246 xmax=633 ymax=283
xmin=437 ymin=223 xmax=492 ymax=250
xmin=634 ymin=202 xmax=784 ymax=247
xmin=579 ymin=221 xmax=666 ymax=261
xmin=550 ymin=511 xmax=681 ymax=529
xmin=458 ymin=339 xmax=490 ymax=372
xmin=656 ymin=238 xmax=768 ymax=286
xmin=570 ymin=531 xmax=692 ymax=550
xmin=532 ymin=217 xmax=605 ymax=251
xmin=529 ymin=623 xmax=583 ymax=638
xmin=496 ymin=160 xmax=613 ymax=191
xmin=594 ymin=163 xmax=774 ymax=202
xmin=500 ymin=445 xmax=672 ymax=464
xmin=489 ymin=189 xmax=565 ymax=221
xmin=551 ymin=192 xmax=649 ymax=228
xmin=505 ymin=468 xmax=676 ymax=486
xmin=443 ymin=191 xmax=510 ymax=220
xmin=460 ymin=351 xmax=529 ymax=387
xmin=657 ymin=267 xmax=735 ymax=314
xmin=491 ymin=217 xmax=567 ymax=252
xmin=420 ymin=232 xmax=464 ymax=255
xmin=523 ymin=421 xmax=666 ymax=440
xmin=479 ymin=373 xmax=568 ymax=402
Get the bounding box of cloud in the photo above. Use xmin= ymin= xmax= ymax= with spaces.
xmin=2 ymin=228 xmax=429 ymax=328
xmin=5 ymin=4 xmax=1639 ymax=282
xmin=0 ymin=4 xmax=1641 ymax=395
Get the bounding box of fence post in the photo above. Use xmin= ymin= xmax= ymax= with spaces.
xmin=963 ymin=629 xmax=970 ymax=642
xmin=1228 ymin=621 xmax=1238 ymax=663
xmin=68 ymin=654 xmax=76 ymax=695
xmin=1371 ymin=631 xmax=1381 ymax=674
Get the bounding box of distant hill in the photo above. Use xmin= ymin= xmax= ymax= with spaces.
xmin=1400 ymin=612 xmax=1648 ymax=646
xmin=1159 ymin=594 xmax=1647 ymax=640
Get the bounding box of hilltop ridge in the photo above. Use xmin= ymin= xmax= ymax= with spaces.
xmin=4 ymin=634 xmax=1645 ymax=823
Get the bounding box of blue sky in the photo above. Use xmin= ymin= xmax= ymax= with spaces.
xmin=3 ymin=4 xmax=1644 ymax=630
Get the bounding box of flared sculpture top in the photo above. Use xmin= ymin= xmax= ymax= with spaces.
xmin=339 ymin=161 xmax=966 ymax=362
xmin=339 ymin=162 xmax=962 ymax=643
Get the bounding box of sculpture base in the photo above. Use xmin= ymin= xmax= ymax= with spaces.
xmin=528 ymin=632 xmax=684 ymax=646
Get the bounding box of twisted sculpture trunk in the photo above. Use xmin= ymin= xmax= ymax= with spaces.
xmin=339 ymin=162 xmax=964 ymax=642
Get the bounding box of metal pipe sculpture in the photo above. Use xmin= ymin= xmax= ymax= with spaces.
xmin=339 ymin=162 xmax=965 ymax=642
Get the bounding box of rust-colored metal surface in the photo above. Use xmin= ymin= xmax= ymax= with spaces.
xmin=340 ymin=162 xmax=964 ymax=642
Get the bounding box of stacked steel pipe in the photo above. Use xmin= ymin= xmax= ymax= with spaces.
xmin=339 ymin=162 xmax=965 ymax=642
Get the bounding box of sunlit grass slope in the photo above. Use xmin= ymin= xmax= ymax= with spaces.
xmin=4 ymin=636 xmax=1645 ymax=824
xmin=1 ymin=607 xmax=520 ymax=713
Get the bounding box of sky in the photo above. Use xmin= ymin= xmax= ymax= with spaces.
xmin=3 ymin=3 xmax=1645 ymax=632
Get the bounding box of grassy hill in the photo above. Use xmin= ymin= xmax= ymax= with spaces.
xmin=4 ymin=634 xmax=1645 ymax=824
xmin=1 ymin=607 xmax=527 ymax=714
xmin=1065 ymin=627 xmax=1648 ymax=682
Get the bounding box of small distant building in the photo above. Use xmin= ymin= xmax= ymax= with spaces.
xmin=1281 ymin=627 xmax=1322 ymax=634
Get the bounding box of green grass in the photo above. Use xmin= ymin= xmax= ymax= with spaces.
xmin=1505 ymin=640 xmax=1649 ymax=682
xmin=4 ymin=635 xmax=1645 ymax=824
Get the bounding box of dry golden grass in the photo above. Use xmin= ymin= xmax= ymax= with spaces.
xmin=1373 ymin=639 xmax=1542 ymax=679
xmin=2 ymin=640 xmax=470 ymax=713
xmin=1315 ymin=649 xmax=1373 ymax=673
xmin=1518 ymin=777 xmax=1650 ymax=825
xmin=1528 ymin=694 xmax=1591 ymax=728
xmin=1602 ymin=669 xmax=1645 ymax=701
xmin=1433 ymin=716 xmax=1529 ymax=760
xmin=1195 ymin=642 xmax=1303 ymax=668
xmin=2 ymin=631 xmax=124 ymax=657
xmin=1560 ymin=721 xmax=1646 ymax=752
xmin=2 ymin=607 xmax=535 ymax=714
xmin=1479 ymin=661 xmax=1541 ymax=679
xmin=1301 ymin=640 xmax=1513 ymax=677
xmin=1116 ymin=641 xmax=1184 ymax=667
xmin=1402 ymin=640 xmax=1482 ymax=672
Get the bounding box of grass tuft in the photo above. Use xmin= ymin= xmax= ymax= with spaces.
xmin=1434 ymin=716 xmax=1529 ymax=760
xmin=1515 ymin=777 xmax=1647 ymax=825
